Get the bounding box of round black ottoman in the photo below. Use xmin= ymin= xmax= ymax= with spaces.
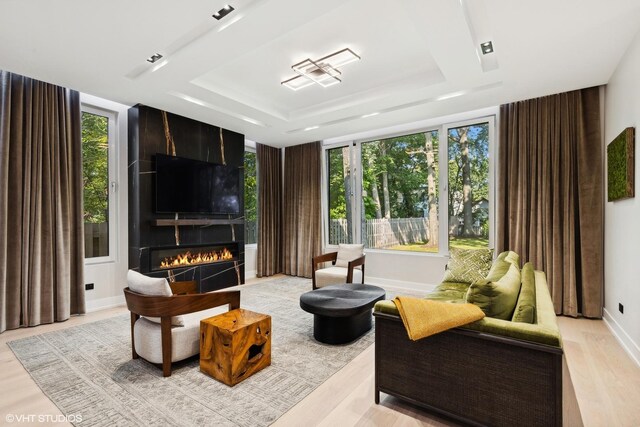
xmin=299 ymin=283 xmax=386 ymax=344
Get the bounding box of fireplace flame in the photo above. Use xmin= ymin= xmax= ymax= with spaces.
xmin=159 ymin=247 xmax=233 ymax=269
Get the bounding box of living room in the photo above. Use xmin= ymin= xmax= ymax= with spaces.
xmin=1 ymin=0 xmax=640 ymax=425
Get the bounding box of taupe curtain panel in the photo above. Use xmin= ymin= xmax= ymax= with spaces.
xmin=283 ymin=141 xmax=322 ymax=278
xmin=497 ymin=86 xmax=603 ymax=318
xmin=0 ymin=71 xmax=85 ymax=333
xmin=256 ymin=143 xmax=283 ymax=277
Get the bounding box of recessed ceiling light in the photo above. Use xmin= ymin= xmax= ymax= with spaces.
xmin=436 ymin=91 xmax=466 ymax=101
xmin=151 ymin=59 xmax=169 ymax=72
xmin=213 ymin=5 xmax=234 ymax=20
xmin=304 ymin=126 xmax=319 ymax=131
xmin=146 ymin=53 xmax=163 ymax=63
xmin=480 ymin=41 xmax=494 ymax=55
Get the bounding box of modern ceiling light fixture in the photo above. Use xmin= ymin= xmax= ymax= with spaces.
xmin=213 ymin=4 xmax=234 ymax=20
xmin=282 ymin=48 xmax=361 ymax=91
xmin=146 ymin=53 xmax=163 ymax=63
xmin=480 ymin=41 xmax=494 ymax=55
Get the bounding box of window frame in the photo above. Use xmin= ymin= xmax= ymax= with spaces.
xmin=323 ymin=141 xmax=358 ymax=246
xmin=81 ymin=104 xmax=118 ymax=265
xmin=443 ymin=117 xmax=496 ymax=252
xmin=322 ymin=114 xmax=496 ymax=257
xmin=244 ymin=145 xmax=258 ymax=248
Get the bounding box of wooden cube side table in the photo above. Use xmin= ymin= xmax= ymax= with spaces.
xmin=200 ymin=308 xmax=271 ymax=386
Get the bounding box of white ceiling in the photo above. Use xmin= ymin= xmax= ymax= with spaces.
xmin=1 ymin=0 xmax=640 ymax=147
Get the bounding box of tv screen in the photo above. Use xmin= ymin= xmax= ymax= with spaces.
xmin=155 ymin=154 xmax=240 ymax=214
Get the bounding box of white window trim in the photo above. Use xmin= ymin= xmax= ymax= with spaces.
xmin=81 ymin=103 xmax=119 ymax=265
xmin=322 ymin=114 xmax=496 ymax=257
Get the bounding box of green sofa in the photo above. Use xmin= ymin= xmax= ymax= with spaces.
xmin=373 ymin=251 xmax=566 ymax=426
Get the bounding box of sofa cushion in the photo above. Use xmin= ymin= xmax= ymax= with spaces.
xmin=127 ymin=270 xmax=184 ymax=326
xmin=315 ymin=266 xmax=363 ymax=288
xmin=465 ymin=263 xmax=521 ymax=320
xmin=512 ymin=262 xmax=536 ymax=323
xmin=335 ymin=244 xmax=365 ymax=268
xmin=133 ymin=305 xmax=230 ymax=364
xmin=427 ymin=282 xmax=470 ymax=303
xmin=442 ymin=248 xmax=493 ymax=284
xmin=496 ymin=250 xmax=520 ymax=269
xmin=485 ymin=257 xmax=513 ymax=281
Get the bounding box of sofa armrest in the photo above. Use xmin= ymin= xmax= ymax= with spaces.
xmin=124 ymin=288 xmax=240 ymax=318
xmin=461 ymin=316 xmax=562 ymax=348
xmin=312 ymin=252 xmax=338 ymax=270
xmin=169 ymin=280 xmax=198 ymax=295
xmin=347 ymin=255 xmax=365 ymax=283
xmin=374 ymin=300 xmax=562 ymax=348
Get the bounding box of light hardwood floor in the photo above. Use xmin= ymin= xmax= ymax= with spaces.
xmin=1 ymin=277 xmax=639 ymax=426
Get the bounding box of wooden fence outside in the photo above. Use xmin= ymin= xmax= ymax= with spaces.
xmin=329 ymin=218 xmax=431 ymax=249
xmin=245 ymin=221 xmax=257 ymax=245
xmin=84 ymin=222 xmax=108 ymax=258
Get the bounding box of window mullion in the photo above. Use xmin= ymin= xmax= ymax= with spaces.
xmin=351 ymin=142 xmax=361 ymax=245
xmin=438 ymin=125 xmax=449 ymax=256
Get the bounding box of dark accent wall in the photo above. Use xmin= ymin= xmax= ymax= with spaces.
xmin=128 ymin=104 xmax=245 ymax=291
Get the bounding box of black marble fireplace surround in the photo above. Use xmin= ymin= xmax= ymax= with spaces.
xmin=128 ymin=104 xmax=245 ymax=292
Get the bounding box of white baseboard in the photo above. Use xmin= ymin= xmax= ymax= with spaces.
xmin=245 ymin=270 xmax=257 ymax=280
xmin=365 ymin=276 xmax=436 ymax=294
xmin=603 ymin=308 xmax=640 ymax=368
xmin=85 ymin=295 xmax=126 ymax=313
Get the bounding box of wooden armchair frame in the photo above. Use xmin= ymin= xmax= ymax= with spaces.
xmin=311 ymin=252 xmax=366 ymax=290
xmin=123 ymin=281 xmax=240 ymax=377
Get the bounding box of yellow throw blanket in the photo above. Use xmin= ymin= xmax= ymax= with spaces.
xmin=393 ymin=296 xmax=485 ymax=341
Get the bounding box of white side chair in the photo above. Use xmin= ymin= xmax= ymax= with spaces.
xmin=311 ymin=244 xmax=366 ymax=289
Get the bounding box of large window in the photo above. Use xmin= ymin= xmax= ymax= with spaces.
xmin=327 ymin=146 xmax=353 ymax=244
xmin=447 ymin=122 xmax=490 ymax=249
xmin=82 ymin=109 xmax=114 ymax=259
xmin=244 ymin=150 xmax=257 ymax=245
xmin=324 ymin=117 xmax=493 ymax=254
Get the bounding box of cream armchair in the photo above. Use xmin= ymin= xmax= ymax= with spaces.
xmin=123 ymin=270 xmax=240 ymax=377
xmin=311 ymin=244 xmax=366 ymax=289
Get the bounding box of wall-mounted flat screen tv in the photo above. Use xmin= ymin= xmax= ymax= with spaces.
xmin=155 ymin=153 xmax=240 ymax=214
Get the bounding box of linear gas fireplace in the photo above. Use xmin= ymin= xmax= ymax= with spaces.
xmin=149 ymin=243 xmax=239 ymax=272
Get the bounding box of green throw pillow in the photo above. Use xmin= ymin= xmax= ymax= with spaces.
xmin=512 ymin=262 xmax=536 ymax=323
xmin=466 ymin=262 xmax=522 ymax=320
xmin=442 ymin=248 xmax=494 ymax=284
xmin=496 ymin=250 xmax=520 ymax=270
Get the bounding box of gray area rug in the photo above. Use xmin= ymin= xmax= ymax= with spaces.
xmin=8 ymin=277 xmax=404 ymax=427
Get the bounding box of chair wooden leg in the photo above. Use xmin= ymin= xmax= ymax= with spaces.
xmin=130 ymin=313 xmax=140 ymax=359
xmin=161 ymin=317 xmax=172 ymax=377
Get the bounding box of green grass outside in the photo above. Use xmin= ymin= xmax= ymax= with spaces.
xmin=385 ymin=236 xmax=489 ymax=253
xmin=449 ymin=237 xmax=490 ymax=249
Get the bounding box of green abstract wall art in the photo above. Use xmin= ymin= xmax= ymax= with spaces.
xmin=607 ymin=127 xmax=635 ymax=202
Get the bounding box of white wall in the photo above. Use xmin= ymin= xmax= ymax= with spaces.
xmin=364 ymin=251 xmax=446 ymax=292
xmin=81 ymin=94 xmax=130 ymax=311
xmin=245 ymin=245 xmax=257 ymax=279
xmin=603 ymin=29 xmax=640 ymax=365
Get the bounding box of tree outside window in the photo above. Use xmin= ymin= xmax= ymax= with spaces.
xmin=447 ymin=123 xmax=490 ymax=249
xmin=244 ymin=151 xmax=257 ymax=244
xmin=82 ymin=111 xmax=109 ymax=258
xmin=325 ymin=118 xmax=492 ymax=253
